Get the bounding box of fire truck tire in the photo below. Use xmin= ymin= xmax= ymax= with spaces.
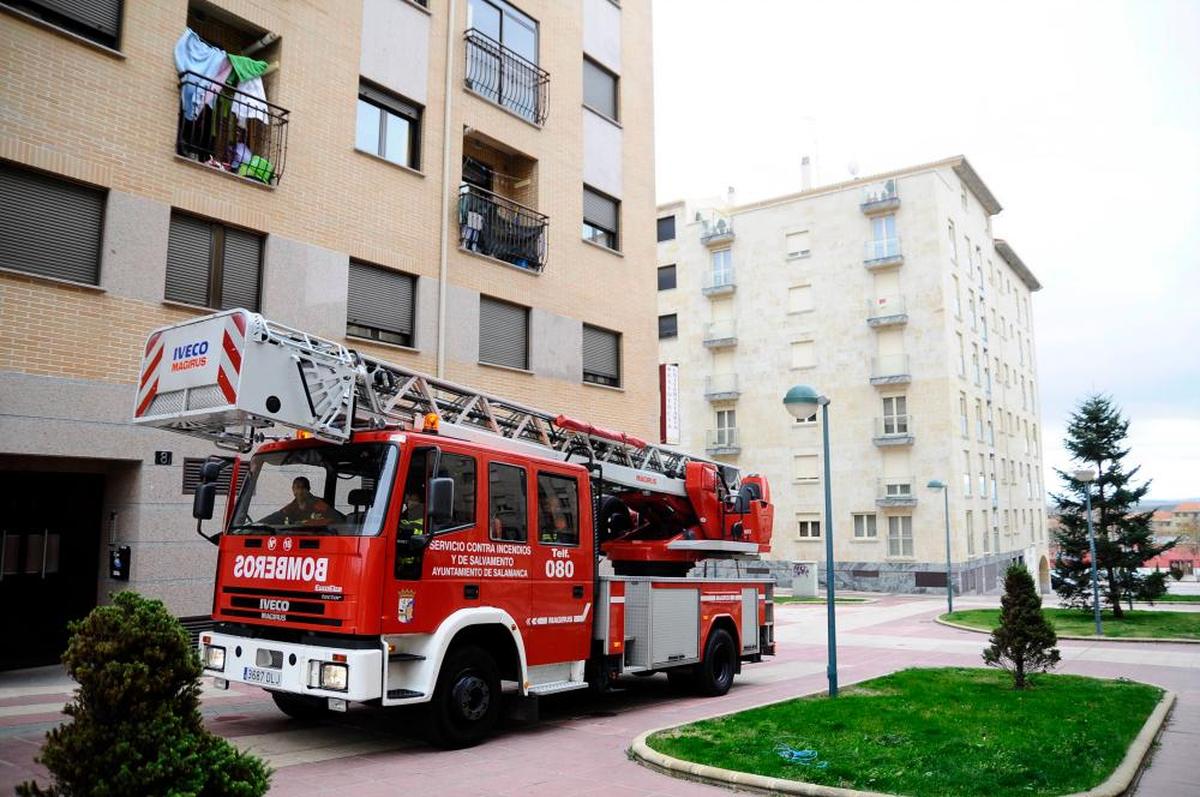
xmin=269 ymin=690 xmax=329 ymax=721
xmin=694 ymin=627 xmax=736 ymax=697
xmin=427 ymin=645 xmax=501 ymax=749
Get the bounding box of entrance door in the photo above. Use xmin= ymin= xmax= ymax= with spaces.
xmin=0 ymin=473 xmax=103 ymax=669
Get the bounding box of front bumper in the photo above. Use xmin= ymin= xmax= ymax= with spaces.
xmin=200 ymin=631 xmax=384 ymax=702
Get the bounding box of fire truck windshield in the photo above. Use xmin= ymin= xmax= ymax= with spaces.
xmin=228 ymin=444 xmax=398 ymax=537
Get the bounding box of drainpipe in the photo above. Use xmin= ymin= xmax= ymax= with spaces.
xmin=436 ymin=0 xmax=458 ymax=378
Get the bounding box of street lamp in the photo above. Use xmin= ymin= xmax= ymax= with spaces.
xmin=927 ymin=479 xmax=953 ymax=614
xmin=1074 ymin=468 xmax=1103 ymax=635
xmin=783 ymin=384 xmax=837 ymax=697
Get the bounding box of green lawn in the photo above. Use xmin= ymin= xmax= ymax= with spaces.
xmin=944 ymin=608 xmax=1200 ymax=639
xmin=1153 ymin=593 xmax=1200 ymax=603
xmin=773 ymin=595 xmax=868 ymax=604
xmin=646 ymin=668 xmax=1161 ymax=797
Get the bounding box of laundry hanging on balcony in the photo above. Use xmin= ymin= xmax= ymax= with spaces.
xmin=227 ymin=54 xmax=270 ymax=127
xmin=174 ymin=28 xmax=229 ymax=121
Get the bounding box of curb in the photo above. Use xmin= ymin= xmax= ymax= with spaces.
xmin=934 ymin=615 xmax=1200 ymax=644
xmin=628 ymin=685 xmax=1177 ymax=797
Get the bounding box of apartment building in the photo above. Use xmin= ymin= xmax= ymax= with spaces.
xmin=656 ymin=157 xmax=1049 ymax=594
xmin=0 ymin=0 xmax=655 ymax=668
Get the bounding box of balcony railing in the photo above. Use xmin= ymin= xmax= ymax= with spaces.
xmin=176 ymin=71 xmax=289 ymax=186
xmin=702 ymin=319 xmax=738 ymax=348
xmin=704 ymin=373 xmax=740 ymax=400
xmin=463 ymin=29 xmax=549 ymax=125
xmin=703 ymin=268 xmax=736 ymax=296
xmin=870 ymin=354 xmax=911 ymax=385
xmin=866 ymin=296 xmax=908 ymax=326
xmin=864 ymin=236 xmax=903 ymax=267
xmin=874 ymin=415 xmax=914 ymax=445
xmin=860 ymin=179 xmax=900 ymax=213
xmin=706 ymin=428 xmax=740 ymax=454
xmin=698 ymin=210 xmax=735 ymax=245
xmin=876 ymin=477 xmax=917 ymax=507
xmin=458 ymin=184 xmax=548 ymax=272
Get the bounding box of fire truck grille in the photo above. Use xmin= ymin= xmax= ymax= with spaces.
xmin=186 ymin=385 xmax=228 ymax=410
xmin=148 ymin=390 xmax=186 ymax=415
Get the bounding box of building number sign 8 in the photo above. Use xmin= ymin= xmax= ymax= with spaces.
xmin=545 ymin=559 xmax=575 ymax=578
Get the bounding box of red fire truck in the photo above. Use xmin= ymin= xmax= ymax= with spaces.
xmin=133 ymin=310 xmax=775 ymax=747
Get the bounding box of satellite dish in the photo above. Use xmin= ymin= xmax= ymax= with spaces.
xmin=847 ymin=161 xmax=859 ymax=178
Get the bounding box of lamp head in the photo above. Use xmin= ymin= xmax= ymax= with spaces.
xmin=1073 ymin=468 xmax=1096 ymax=483
xmin=783 ymin=384 xmax=827 ymax=419
xmin=927 ymin=479 xmax=946 ymax=490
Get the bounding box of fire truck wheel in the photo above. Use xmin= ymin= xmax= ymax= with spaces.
xmin=427 ymin=645 xmax=501 ymax=749
xmin=269 ymin=690 xmax=329 ymax=721
xmin=694 ymin=627 xmax=736 ymax=697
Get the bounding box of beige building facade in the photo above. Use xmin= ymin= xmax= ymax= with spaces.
xmin=656 ymin=157 xmax=1049 ymax=594
xmin=0 ymin=0 xmax=656 ymax=667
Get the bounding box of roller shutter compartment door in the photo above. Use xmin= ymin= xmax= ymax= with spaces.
xmin=479 ymin=297 xmax=528 ymax=370
xmin=219 ymin=227 xmax=262 ymax=312
xmin=582 ymin=187 xmax=617 ymax=232
xmin=35 ymin=0 xmax=121 ymax=39
xmin=0 ymin=165 xmax=104 ymax=285
xmin=348 ymin=261 xmax=414 ymax=337
xmin=582 ymin=325 xmax=619 ymax=385
xmin=164 ymin=214 xmax=212 ymax=307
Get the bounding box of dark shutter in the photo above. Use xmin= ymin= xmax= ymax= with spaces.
xmin=657 ymin=314 xmax=677 ymax=339
xmin=582 ymin=325 xmax=619 ymax=385
xmin=347 ymin=260 xmax=415 ymax=336
xmin=219 ymin=227 xmax=262 ymax=311
xmin=359 ymin=81 xmax=421 ymax=120
xmin=31 ymin=0 xmax=121 ymax=37
xmin=583 ymin=186 xmax=617 ymax=231
xmin=479 ymin=296 xmax=528 ymax=369
xmin=0 ymin=163 xmax=103 ymax=285
xmin=582 ymin=58 xmax=617 ymax=120
xmin=657 ymin=265 xmax=676 ymax=290
xmin=656 ymin=215 xmax=676 ymax=242
xmin=164 ymin=213 xmax=212 ymax=306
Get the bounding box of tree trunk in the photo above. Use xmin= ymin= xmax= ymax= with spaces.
xmin=1106 ymin=566 xmax=1123 ymax=619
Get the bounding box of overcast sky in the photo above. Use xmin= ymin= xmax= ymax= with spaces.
xmin=653 ymin=0 xmax=1200 ymax=501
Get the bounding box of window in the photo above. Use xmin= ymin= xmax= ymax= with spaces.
xmin=347 ymin=260 xmax=416 ymax=346
xmin=791 ymin=341 xmax=815 ymax=369
xmin=975 ymin=400 xmax=984 ymax=440
xmin=793 ymin=454 xmax=818 ymax=482
xmin=982 ymin=509 xmax=990 ymax=552
xmin=887 ymin=515 xmax=913 ymax=557
xmin=868 ymin=215 xmax=897 ymax=259
xmin=963 ymin=450 xmax=972 ymax=496
xmin=957 ymin=334 xmax=965 ymax=376
xmin=978 ymin=454 xmax=986 ymax=496
xmin=479 ymin=296 xmax=529 ymax=369
xmin=488 ymin=463 xmax=527 ymax=542
xmin=0 ymin=163 xmax=104 ymax=285
xmin=356 ymin=81 xmax=422 ymax=170
xmin=966 ymin=511 xmax=975 ymax=555
xmin=657 ymin=264 xmax=676 ymax=290
xmin=658 ymin=313 xmax=678 ymax=339
xmin=948 ymin=220 xmax=957 ymax=262
xmin=582 ymin=324 xmax=620 ymax=387
xmin=469 ymin=0 xmax=537 ymax=61
xmin=853 ymin=513 xmax=877 ymax=539
xmin=582 ymin=57 xmax=618 ymax=120
xmin=786 ymin=230 xmax=811 ymax=257
xmin=656 ymin=216 xmax=676 ymax=242
xmin=952 ymin=275 xmax=961 ymax=318
xmin=165 ymin=212 xmax=262 ymax=310
xmin=797 ymin=518 xmax=821 ymax=538
xmin=537 ymin=472 xmax=578 ymax=545
xmin=884 ymin=481 xmax=912 ymax=498
xmin=972 ymin=345 xmax=981 ymax=384
xmin=968 ymin=290 xmax=977 ymax=330
xmin=6 ymin=0 xmax=121 ymax=48
xmin=959 ymin=394 xmax=969 ymax=437
xmin=715 ymin=409 xmax=737 ymax=446
xmin=433 ymin=451 xmax=477 ymax=533
xmin=788 ymin=285 xmax=814 ymax=313
xmin=582 ymin=185 xmax=619 ymax=250
xmin=882 ymin=396 xmax=907 ymax=434
xmin=710 ymin=248 xmax=733 ymax=287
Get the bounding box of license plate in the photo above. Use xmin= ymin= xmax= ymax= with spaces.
xmin=243 ymin=666 xmax=281 ymax=686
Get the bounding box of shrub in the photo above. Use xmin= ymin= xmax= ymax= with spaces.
xmin=1136 ymin=570 xmax=1168 ymax=603
xmin=983 ymin=564 xmax=1061 ymax=689
xmin=18 ymin=591 xmax=270 ymax=797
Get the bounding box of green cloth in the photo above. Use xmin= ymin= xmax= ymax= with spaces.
xmin=237 ymin=155 xmax=274 ymax=184
xmin=228 ymin=54 xmax=269 ymax=82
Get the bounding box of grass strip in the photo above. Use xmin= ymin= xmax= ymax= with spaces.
xmin=945 ymin=608 xmax=1200 ymax=639
xmin=1151 ymin=593 xmax=1200 ymax=603
xmin=646 ymin=667 xmax=1161 ymax=797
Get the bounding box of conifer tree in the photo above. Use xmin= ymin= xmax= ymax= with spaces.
xmin=1051 ymin=395 xmax=1174 ymax=617
xmin=983 ymin=564 xmax=1060 ymax=689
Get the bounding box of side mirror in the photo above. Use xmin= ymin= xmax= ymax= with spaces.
xmin=193 ymin=482 xmax=217 ymax=520
xmin=429 ymin=477 xmax=454 ymax=524
xmin=199 ymin=460 xmax=223 ymax=484
xmin=399 ymin=534 xmax=431 ymax=553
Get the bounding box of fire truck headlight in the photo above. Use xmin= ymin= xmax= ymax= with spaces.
xmin=203 ymin=645 xmax=226 ymax=672
xmin=320 ymin=663 xmax=349 ymax=691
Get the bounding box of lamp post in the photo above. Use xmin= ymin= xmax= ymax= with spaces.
xmin=784 ymin=385 xmax=837 ymax=697
xmin=927 ymin=480 xmax=953 ymax=614
xmin=1074 ymin=468 xmax=1102 ymax=635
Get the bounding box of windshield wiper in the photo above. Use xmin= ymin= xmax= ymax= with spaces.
xmin=228 ymin=523 xmax=277 ymax=535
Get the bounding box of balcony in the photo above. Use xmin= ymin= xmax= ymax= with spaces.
xmin=870 ymin=354 xmax=911 ymax=385
xmin=702 ymin=320 xmax=738 ymax=349
xmin=458 ymin=184 xmax=548 ymax=272
xmin=698 ymin=210 xmax=735 ymax=246
xmin=706 ymin=428 xmax=740 ymax=456
xmin=866 ymin=296 xmax=908 ymax=327
xmin=703 ymin=268 xmax=736 ymax=297
xmin=873 ymin=415 xmax=914 ymax=446
xmin=860 ymin=179 xmax=900 ymax=214
xmin=463 ymin=29 xmax=550 ymax=126
xmin=176 ymin=71 xmax=289 ymax=187
xmin=877 ymin=477 xmax=918 ymax=507
xmin=704 ymin=373 xmax=740 ymax=401
xmin=863 ymin=237 xmax=904 ymax=269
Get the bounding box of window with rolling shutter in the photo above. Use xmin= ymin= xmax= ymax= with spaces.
xmin=164 ymin=211 xmax=261 ymax=311
xmin=4 ymin=0 xmax=122 ymax=48
xmin=478 ymin=296 xmax=528 ymax=370
xmin=656 ymin=216 xmax=675 ymax=242
xmin=582 ymin=324 xmax=620 ymax=387
xmin=657 ymin=314 xmax=677 ymax=339
xmin=582 ymin=57 xmax=618 ymax=121
xmin=347 ymin=260 xmax=416 ymax=347
xmin=0 ymin=162 xmax=104 ymax=285
xmin=582 ymin=185 xmax=619 ymax=251
xmin=657 ymin=265 xmax=676 ymax=291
